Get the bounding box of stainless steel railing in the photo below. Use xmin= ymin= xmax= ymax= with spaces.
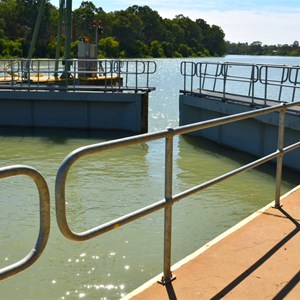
xmin=0 ymin=165 xmax=50 ymax=280
xmin=2 ymin=60 xmax=300 ymax=284
xmin=55 ymin=101 xmax=300 ymax=284
xmin=0 ymin=58 xmax=156 ymax=92
xmin=181 ymin=61 xmax=300 ymax=104
xmin=1 ymin=101 xmax=300 ymax=282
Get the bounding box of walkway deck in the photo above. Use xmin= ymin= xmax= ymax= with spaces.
xmin=181 ymin=89 xmax=300 ymax=114
xmin=123 ymin=186 xmax=300 ymax=299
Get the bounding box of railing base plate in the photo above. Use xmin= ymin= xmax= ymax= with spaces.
xmin=158 ymin=275 xmax=176 ymax=286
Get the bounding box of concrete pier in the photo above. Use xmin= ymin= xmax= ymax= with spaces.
xmin=0 ymin=58 xmax=156 ymax=134
xmin=179 ymin=92 xmax=300 ymax=172
xmin=0 ymin=89 xmax=149 ymax=133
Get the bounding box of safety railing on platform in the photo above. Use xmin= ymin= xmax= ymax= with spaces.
xmin=55 ymin=100 xmax=300 ymax=285
xmin=0 ymin=165 xmax=50 ymax=280
xmin=0 ymin=58 xmax=156 ymax=93
xmin=1 ymin=101 xmax=300 ymax=283
xmin=180 ymin=61 xmax=300 ymax=105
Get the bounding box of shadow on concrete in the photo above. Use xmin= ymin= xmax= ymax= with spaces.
xmin=273 ymin=270 xmax=300 ymax=300
xmin=209 ymin=207 xmax=300 ymax=300
xmin=164 ymin=282 xmax=177 ymax=300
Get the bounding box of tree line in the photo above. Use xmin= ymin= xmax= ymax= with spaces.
xmin=226 ymin=41 xmax=300 ymax=56
xmin=1 ymin=1 xmax=299 ymax=59
xmin=0 ymin=0 xmax=226 ymax=58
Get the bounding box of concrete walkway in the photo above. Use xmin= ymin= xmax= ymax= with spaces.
xmin=123 ymin=186 xmax=300 ymax=300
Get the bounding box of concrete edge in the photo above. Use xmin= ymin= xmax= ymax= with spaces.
xmin=122 ymin=185 xmax=299 ymax=300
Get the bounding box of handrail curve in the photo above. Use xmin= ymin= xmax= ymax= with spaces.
xmin=55 ymin=101 xmax=300 ymax=284
xmin=0 ymin=165 xmax=50 ymax=280
xmin=0 ymin=58 xmax=156 ymax=92
xmin=181 ymin=61 xmax=300 ymax=103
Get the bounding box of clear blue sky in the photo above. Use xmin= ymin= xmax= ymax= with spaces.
xmin=50 ymin=0 xmax=300 ymax=45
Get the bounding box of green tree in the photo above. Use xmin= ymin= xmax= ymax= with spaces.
xmin=205 ymin=25 xmax=226 ymax=56
xmin=173 ymin=15 xmax=203 ymax=51
xmin=249 ymin=41 xmax=263 ymax=55
xmin=0 ymin=38 xmax=23 ymax=57
xmin=126 ymin=5 xmax=165 ymax=46
xmin=177 ymin=43 xmax=192 ymax=57
xmin=111 ymin=10 xmax=143 ymax=57
xmin=161 ymin=41 xmax=174 ymax=58
xmin=0 ymin=2 xmax=228 ymax=58
xmin=73 ymin=1 xmax=99 ymax=42
xmin=99 ymin=36 xmax=120 ymax=57
xmin=150 ymin=40 xmax=164 ymax=57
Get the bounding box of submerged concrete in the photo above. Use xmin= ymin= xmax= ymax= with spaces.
xmin=0 ymin=90 xmax=149 ymax=133
xmin=179 ymin=93 xmax=300 ymax=172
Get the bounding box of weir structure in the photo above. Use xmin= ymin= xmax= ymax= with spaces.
xmin=2 ymin=98 xmax=300 ymax=288
xmin=0 ymin=1 xmax=156 ymax=134
xmin=1 ymin=60 xmax=300 ymax=298
xmin=0 ymin=58 xmax=156 ymax=133
xmin=179 ymin=61 xmax=300 ymax=172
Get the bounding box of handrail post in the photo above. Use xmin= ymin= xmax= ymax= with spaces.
xmin=222 ymin=63 xmax=228 ymax=100
xmin=0 ymin=165 xmax=50 ymax=280
xmin=190 ymin=62 xmax=194 ymax=92
xmin=197 ymin=62 xmax=202 ymax=93
xmin=160 ymin=128 xmax=175 ymax=285
xmin=249 ymin=64 xmax=255 ymax=104
xmin=264 ymin=66 xmax=268 ymax=106
xmin=202 ymin=63 xmax=208 ymax=90
xmin=275 ymin=105 xmax=286 ymax=208
xmin=292 ymin=67 xmax=299 ymax=102
xmin=213 ymin=63 xmax=220 ymax=92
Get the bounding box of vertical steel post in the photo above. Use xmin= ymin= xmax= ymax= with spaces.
xmin=292 ymin=68 xmax=299 ymax=102
xmin=135 ymin=60 xmax=138 ymax=90
xmin=61 ymin=0 xmax=72 ymax=79
xmin=24 ymin=0 xmax=46 ymax=78
xmin=54 ymin=0 xmax=65 ymax=77
xmin=223 ymin=63 xmax=228 ymax=100
xmin=213 ymin=63 xmax=219 ymax=91
xmin=161 ymin=129 xmax=174 ymax=284
xmin=264 ymin=66 xmax=268 ymax=106
xmin=27 ymin=0 xmax=46 ymax=60
xmin=202 ymin=63 xmax=208 ymax=90
xmin=191 ymin=62 xmax=194 ymax=91
xmin=249 ymin=64 xmax=255 ymax=104
xmin=95 ymin=23 xmax=99 ymax=58
xmin=275 ymin=105 xmax=286 ymax=208
xmin=198 ymin=62 xmax=202 ymax=93
xmin=183 ymin=62 xmax=187 ymax=91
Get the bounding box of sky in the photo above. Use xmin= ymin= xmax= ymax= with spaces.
xmin=50 ymin=0 xmax=300 ymax=45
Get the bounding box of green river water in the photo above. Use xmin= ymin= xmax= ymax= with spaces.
xmin=0 ymin=56 xmax=300 ymax=299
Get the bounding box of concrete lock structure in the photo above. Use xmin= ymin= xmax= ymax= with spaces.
xmin=0 ymin=58 xmax=156 ymax=134
xmin=179 ymin=61 xmax=300 ymax=172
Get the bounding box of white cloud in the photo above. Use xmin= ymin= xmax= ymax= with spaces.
xmin=208 ymin=10 xmax=300 ymax=45
xmin=159 ymin=9 xmax=300 ymax=45
xmin=50 ymin=0 xmax=300 ymax=45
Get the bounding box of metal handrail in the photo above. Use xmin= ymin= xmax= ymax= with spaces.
xmin=0 ymin=165 xmax=50 ymax=280
xmin=0 ymin=58 xmax=156 ymax=92
xmin=180 ymin=61 xmax=197 ymax=91
xmin=55 ymin=101 xmax=300 ymax=284
xmin=181 ymin=61 xmax=300 ymax=104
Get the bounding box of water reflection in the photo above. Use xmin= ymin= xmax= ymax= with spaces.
xmin=1 ymin=56 xmax=300 ymax=299
xmin=0 ymin=127 xmax=136 ymax=143
xmin=178 ymin=135 xmax=300 ymax=186
xmin=170 ymin=135 xmax=298 ymax=263
xmin=65 ymin=142 xmax=152 ymax=231
xmin=1 ymin=128 xmax=299 ymax=299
